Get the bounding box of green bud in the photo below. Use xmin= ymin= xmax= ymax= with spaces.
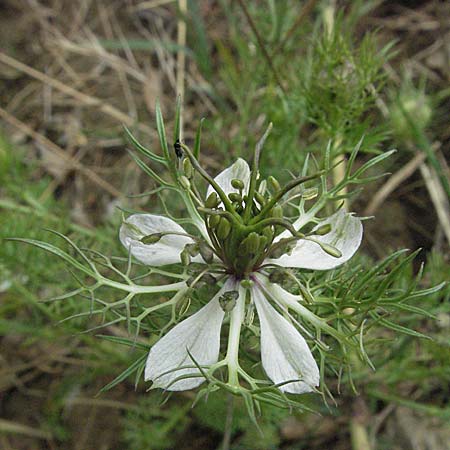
xmin=262 ymin=226 xmax=274 ymax=242
xmin=240 ymin=279 xmax=254 ymax=289
xmin=317 ymin=241 xmax=342 ymax=258
xmin=219 ymin=290 xmax=239 ymax=312
xmin=267 ymin=175 xmax=281 ymax=192
xmin=258 ymin=179 xmax=267 ymax=194
xmin=176 ymin=294 xmax=191 ymax=316
xmin=141 ymin=233 xmax=163 ymax=244
xmin=228 ymin=192 xmax=242 ymax=203
xmin=302 ymin=187 xmax=318 ymax=200
xmin=254 ymin=192 xmax=266 ymax=206
xmin=208 ymin=214 xmax=221 ymax=229
xmin=271 ymin=205 xmax=283 ymax=219
xmin=205 ymin=192 xmax=219 ymax=209
xmin=198 ymin=241 xmax=214 ymax=263
xmin=269 ymin=269 xmax=289 ymax=284
xmin=314 ymin=224 xmax=332 ymax=236
xmin=179 ymin=175 xmax=190 ymax=190
xmin=258 ymin=235 xmax=268 ymax=253
xmin=185 ymin=243 xmax=199 ymax=257
xmin=183 ymin=158 xmax=193 ymax=179
xmin=216 ymin=217 xmax=231 ymax=240
xmin=232 ymin=202 xmax=243 ymax=213
xmin=231 ymin=179 xmax=245 ymax=190
xmin=180 ymin=248 xmax=191 ymax=266
xmin=270 ymin=238 xmax=296 ymax=258
xmin=239 ymin=232 xmax=260 ymax=256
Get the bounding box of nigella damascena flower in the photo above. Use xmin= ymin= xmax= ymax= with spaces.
xmin=120 ymin=153 xmax=362 ymax=394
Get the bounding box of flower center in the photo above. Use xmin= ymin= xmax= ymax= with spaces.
xmin=202 ymin=179 xmax=295 ymax=276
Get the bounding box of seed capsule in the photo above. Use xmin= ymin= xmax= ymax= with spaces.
xmin=141 ymin=233 xmax=163 ymax=244
xmin=216 ymin=217 xmax=231 ymax=240
xmin=268 ymin=176 xmax=281 ymax=192
xmin=183 ymin=158 xmax=193 ymax=178
xmin=231 ymin=178 xmax=245 ymax=190
xmin=205 ymin=192 xmax=219 ymax=209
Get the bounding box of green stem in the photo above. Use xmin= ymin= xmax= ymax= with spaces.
xmin=250 ymin=171 xmax=325 ymax=224
xmin=243 ymin=123 xmax=273 ymax=222
xmin=179 ymin=143 xmax=238 ymax=216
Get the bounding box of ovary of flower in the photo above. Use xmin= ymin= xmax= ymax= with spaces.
xmin=120 ymin=158 xmax=363 ymax=394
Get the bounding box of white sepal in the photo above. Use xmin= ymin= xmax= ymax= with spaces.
xmin=206 ymin=158 xmax=250 ymax=200
xmin=268 ymin=210 xmax=363 ymax=270
xmin=252 ymin=285 xmax=320 ymax=394
xmin=120 ymin=214 xmax=198 ymax=266
xmin=144 ymin=281 xmax=234 ymax=390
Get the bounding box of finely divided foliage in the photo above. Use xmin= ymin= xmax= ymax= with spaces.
xmin=120 ymin=156 xmax=361 ymax=394
xmin=11 ymin=102 xmax=442 ymax=416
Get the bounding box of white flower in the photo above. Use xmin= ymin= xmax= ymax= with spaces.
xmin=120 ymin=159 xmax=363 ymax=393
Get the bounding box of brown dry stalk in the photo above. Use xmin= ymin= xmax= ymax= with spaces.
xmin=0 ymin=106 xmax=123 ymax=198
xmin=0 ymin=52 xmax=152 ymax=136
xmin=364 ymin=151 xmax=428 ymax=216
xmin=235 ymin=0 xmax=286 ymax=94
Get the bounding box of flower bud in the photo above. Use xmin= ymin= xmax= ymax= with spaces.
xmin=183 ymin=158 xmax=193 ymax=179
xmin=270 ymin=238 xmax=296 ymax=258
xmin=254 ymin=192 xmax=266 ymax=206
xmin=219 ymin=290 xmax=239 ymax=312
xmin=179 ymin=175 xmax=190 ymax=190
xmin=231 ymin=178 xmax=245 ymax=190
xmin=314 ymin=224 xmax=332 ymax=236
xmin=228 ymin=192 xmax=242 ymax=203
xmin=317 ymin=242 xmax=342 ymax=258
xmin=268 ymin=175 xmax=281 ymax=192
xmin=141 ymin=233 xmax=163 ymax=244
xmin=257 ymin=235 xmax=268 ymax=253
xmin=198 ymin=241 xmax=214 ymax=263
xmin=239 ymin=232 xmax=260 ymax=256
xmin=205 ymin=192 xmax=219 ymax=209
xmin=240 ymin=279 xmax=254 ymax=289
xmin=180 ymin=248 xmax=191 ymax=265
xmin=185 ymin=243 xmax=200 ymax=257
xmin=208 ymin=214 xmax=221 ymax=229
xmin=262 ymin=226 xmax=274 ymax=243
xmin=302 ymin=187 xmax=318 ymax=200
xmin=216 ymin=217 xmax=231 ymax=240
xmin=271 ymin=205 xmax=283 ymax=219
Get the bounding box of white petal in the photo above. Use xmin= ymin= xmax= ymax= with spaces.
xmin=268 ymin=210 xmax=363 ymax=270
xmin=252 ymin=286 xmax=320 ymax=394
xmin=206 ymin=158 xmax=251 ymax=200
xmin=120 ymin=214 xmax=197 ymax=266
xmin=144 ymin=281 xmax=233 ymax=390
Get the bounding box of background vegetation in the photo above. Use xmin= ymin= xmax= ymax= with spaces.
xmin=0 ymin=1 xmax=449 ymax=449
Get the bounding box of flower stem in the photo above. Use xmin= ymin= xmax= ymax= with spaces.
xmin=221 ymin=392 xmax=235 ymax=450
